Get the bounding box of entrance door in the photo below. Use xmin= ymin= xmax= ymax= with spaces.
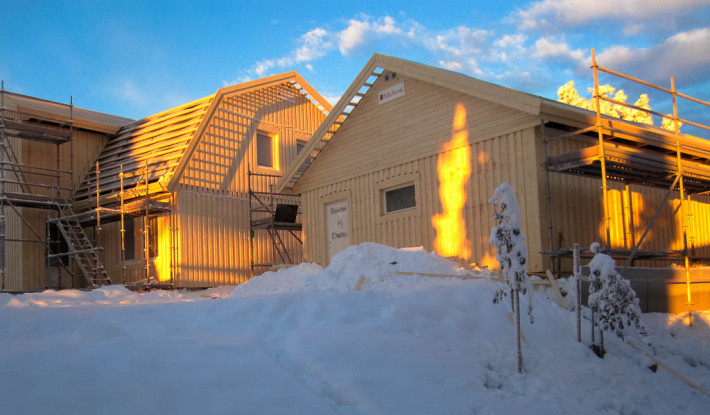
xmin=326 ymin=199 xmax=349 ymax=260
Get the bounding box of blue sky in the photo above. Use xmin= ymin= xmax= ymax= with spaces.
xmin=2 ymin=0 xmax=709 ymax=132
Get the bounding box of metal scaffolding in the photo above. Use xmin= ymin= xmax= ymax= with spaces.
xmin=0 ymin=84 xmax=110 ymax=289
xmin=248 ymin=168 xmax=302 ymax=276
xmin=542 ymin=49 xmax=710 ymax=318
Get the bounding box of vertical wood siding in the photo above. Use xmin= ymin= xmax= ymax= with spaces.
xmin=3 ymin=125 xmax=107 ymax=290
xmin=297 ymin=71 xmax=546 ymax=271
xmin=173 ymin=191 xmax=302 ymax=287
xmin=301 ymin=127 xmax=545 ymax=271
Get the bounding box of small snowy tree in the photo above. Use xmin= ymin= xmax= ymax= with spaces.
xmin=587 ymin=242 xmax=644 ymax=357
xmin=489 ymin=183 xmax=533 ymax=373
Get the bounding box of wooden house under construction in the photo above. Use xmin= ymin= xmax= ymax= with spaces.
xmin=277 ymin=53 xmax=710 ymax=313
xmin=0 ymin=87 xmax=133 ymax=291
xmin=73 ymin=72 xmax=330 ymax=288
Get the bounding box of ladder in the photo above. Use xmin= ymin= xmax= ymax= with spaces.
xmin=49 ymin=202 xmax=112 ymax=287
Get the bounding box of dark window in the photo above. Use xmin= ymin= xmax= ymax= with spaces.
xmin=296 ymin=140 xmax=309 ymax=174
xmin=385 ymin=184 xmax=416 ymax=213
xmin=257 ymin=132 xmax=273 ymax=167
xmin=124 ymin=216 xmax=135 ymax=261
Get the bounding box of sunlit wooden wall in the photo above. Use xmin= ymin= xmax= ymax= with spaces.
xmin=296 ymin=72 xmax=547 ymax=271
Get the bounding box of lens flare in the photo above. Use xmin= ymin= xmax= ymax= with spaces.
xmin=432 ymin=103 xmax=471 ymax=259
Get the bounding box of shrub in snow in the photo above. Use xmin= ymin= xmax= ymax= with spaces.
xmin=489 ymin=183 xmax=533 ymax=373
xmin=587 ymin=242 xmax=644 ymax=356
xmin=489 ymin=183 xmax=534 ymax=318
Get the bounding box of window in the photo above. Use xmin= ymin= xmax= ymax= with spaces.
xmin=384 ymin=184 xmax=416 ymax=213
xmin=124 ymin=216 xmax=135 ymax=261
xmin=257 ymin=132 xmax=273 ymax=168
xmin=148 ymin=217 xmax=158 ymax=258
xmin=296 ymin=139 xmax=309 ymax=174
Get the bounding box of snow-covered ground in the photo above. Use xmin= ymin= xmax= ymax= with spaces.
xmin=1 ymin=243 xmax=708 ymax=414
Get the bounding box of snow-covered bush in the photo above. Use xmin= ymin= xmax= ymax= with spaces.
xmin=489 ymin=183 xmax=533 ymax=373
xmin=587 ymin=242 xmax=644 ymax=355
xmin=489 ymin=183 xmax=533 ymax=320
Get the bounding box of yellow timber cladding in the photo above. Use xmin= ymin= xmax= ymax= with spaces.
xmin=90 ymin=75 xmax=328 ymax=287
xmin=289 ymin=56 xmax=710 ymax=279
xmin=294 ymin=71 xmax=548 ymax=270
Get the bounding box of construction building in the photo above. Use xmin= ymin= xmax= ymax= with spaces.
xmin=1 ymin=72 xmax=330 ymax=289
xmin=277 ymin=53 xmax=710 ymax=314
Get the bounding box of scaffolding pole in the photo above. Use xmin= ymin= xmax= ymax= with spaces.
xmin=671 ymin=78 xmax=693 ymax=325
xmin=120 ymin=165 xmax=126 ymax=283
xmin=143 ymin=161 xmax=150 ymax=283
xmin=1 ymin=82 xmax=6 ymax=290
xmin=592 ymin=49 xmax=612 ymax=249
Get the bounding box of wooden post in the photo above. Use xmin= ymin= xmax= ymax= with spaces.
xmin=515 ymin=288 xmax=523 ymax=373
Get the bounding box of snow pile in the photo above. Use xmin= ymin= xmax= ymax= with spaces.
xmin=0 ymin=243 xmax=708 ymax=414
xmin=233 ymin=242 xmax=472 ymax=296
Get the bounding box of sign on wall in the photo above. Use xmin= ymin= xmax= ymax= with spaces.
xmin=378 ymin=82 xmax=405 ymax=105
xmin=326 ymin=199 xmax=349 ymax=260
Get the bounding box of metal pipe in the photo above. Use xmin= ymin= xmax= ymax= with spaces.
xmin=120 ymin=165 xmax=126 ymax=283
xmin=592 ymin=49 xmax=612 ymax=249
xmin=672 ymin=78 xmax=693 ymax=325
xmin=541 ymin=121 xmax=556 ymax=273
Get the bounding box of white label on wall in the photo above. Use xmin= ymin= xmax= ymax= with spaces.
xmin=378 ymin=82 xmax=405 ymax=104
xmin=326 ymin=199 xmax=349 ymax=260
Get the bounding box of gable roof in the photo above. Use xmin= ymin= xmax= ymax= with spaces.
xmin=275 ymin=53 xmax=543 ymax=192
xmin=277 ymin=53 xmax=710 ymax=193
xmin=75 ymin=72 xmax=330 ymax=209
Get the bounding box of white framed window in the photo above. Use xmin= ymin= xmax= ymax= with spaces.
xmin=384 ymin=184 xmax=416 ymax=214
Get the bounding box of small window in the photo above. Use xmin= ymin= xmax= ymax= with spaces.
xmin=257 ymin=132 xmax=273 ymax=168
xmin=296 ymin=140 xmax=309 ymax=174
xmin=384 ymin=184 xmax=416 ymax=213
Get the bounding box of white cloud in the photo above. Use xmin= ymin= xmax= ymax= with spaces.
xmin=593 ymin=28 xmax=710 ymax=85
xmin=533 ymin=38 xmax=585 ymax=62
xmin=249 ymin=28 xmax=334 ymax=77
xmin=429 ymin=26 xmax=489 ymax=57
xmin=338 ymin=19 xmax=371 ymax=56
xmin=234 ymin=11 xmax=709 ymax=109
xmin=337 ymin=15 xmax=414 ymax=57
xmin=294 ymin=28 xmax=332 ymax=63
xmin=516 ymin=0 xmax=707 ymax=31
